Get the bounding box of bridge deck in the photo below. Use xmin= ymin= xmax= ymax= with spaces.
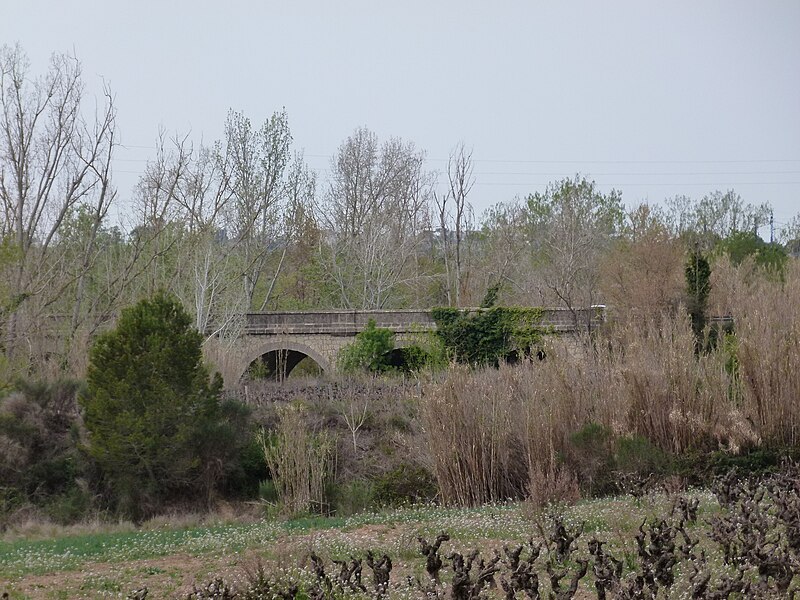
xmin=243 ymin=307 xmax=605 ymax=336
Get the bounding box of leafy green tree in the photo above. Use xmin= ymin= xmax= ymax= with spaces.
xmin=525 ymin=176 xmax=624 ymax=314
xmin=719 ymin=231 xmax=787 ymax=276
xmin=80 ymin=291 xmax=231 ymax=518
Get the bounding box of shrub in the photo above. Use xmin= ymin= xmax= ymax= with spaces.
xmin=372 ymin=464 xmax=437 ymax=506
xmin=565 ymin=426 xmax=671 ymax=496
xmin=339 ymin=320 xmax=442 ymax=374
xmin=258 ymin=479 xmax=278 ymax=503
xmin=338 ymin=319 xmax=396 ymax=374
xmin=526 ymin=463 xmax=580 ymax=513
xmin=332 ymin=479 xmax=375 ymax=516
xmin=80 ymin=291 xmax=235 ymax=519
xmin=225 ymin=434 xmax=269 ymax=499
xmin=45 ymin=485 xmax=92 ymax=525
xmin=719 ymin=230 xmax=788 ymax=276
xmin=614 ymin=434 xmax=671 ymax=478
xmin=566 ymin=422 xmax=615 ymax=496
xmin=0 ymin=379 xmax=86 ymax=519
xmin=387 ymin=346 xmax=430 ymax=373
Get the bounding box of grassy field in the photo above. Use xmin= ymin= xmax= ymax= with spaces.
xmin=0 ymin=491 xmax=723 ymax=599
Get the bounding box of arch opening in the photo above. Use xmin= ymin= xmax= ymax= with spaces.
xmin=381 ymin=345 xmax=431 ymax=374
xmin=244 ymin=349 xmax=323 ymax=382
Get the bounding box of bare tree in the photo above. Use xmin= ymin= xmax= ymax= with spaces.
xmin=598 ymin=204 xmax=684 ymax=318
xmin=131 ymin=129 xmax=193 ymax=295
xmin=129 ymin=131 xmax=249 ymax=341
xmin=447 ymin=143 xmax=474 ymax=307
xmin=664 ymin=191 xmax=769 ymax=247
xmin=260 ymin=150 xmax=317 ymax=310
xmin=0 ymin=45 xmax=117 ymax=368
xmin=131 ymin=116 xmax=316 ymax=344
xmin=338 ymin=391 xmax=370 ymax=452
xmin=433 ymin=189 xmax=453 ymax=306
xmin=323 ymin=128 xmax=432 ymax=309
xmin=433 ymin=143 xmax=474 ymax=307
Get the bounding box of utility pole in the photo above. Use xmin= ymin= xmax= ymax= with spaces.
xmin=770 ymin=209 xmax=774 ymax=244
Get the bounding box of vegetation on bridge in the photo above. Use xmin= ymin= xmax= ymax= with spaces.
xmin=431 ymin=305 xmax=547 ymax=366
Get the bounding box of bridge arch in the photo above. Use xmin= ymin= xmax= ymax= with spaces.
xmin=380 ymin=337 xmax=435 ymax=373
xmin=239 ymin=340 xmax=331 ymax=382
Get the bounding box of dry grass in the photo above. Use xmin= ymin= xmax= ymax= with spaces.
xmin=423 ymin=261 xmax=800 ymax=506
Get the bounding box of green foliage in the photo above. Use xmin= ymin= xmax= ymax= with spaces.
xmin=246 ymin=358 xmax=272 ymax=380
xmin=45 ymin=485 xmax=92 ymax=525
xmin=258 ymin=479 xmax=278 ymax=503
xmin=224 ymin=432 xmax=270 ymax=499
xmin=480 ymin=283 xmax=501 ymax=309
xmin=526 ymin=177 xmax=624 ymax=232
xmin=338 ymin=319 xmax=396 ymax=373
xmin=338 ymin=320 xmax=443 ymax=374
xmin=718 ymin=230 xmax=788 ymax=276
xmin=614 ymin=434 xmax=670 ymax=477
xmin=525 ymin=176 xmax=624 ymax=263
xmin=384 ymin=339 xmax=447 ymax=374
xmin=719 ymin=230 xmax=762 ymax=265
xmin=372 ymin=464 xmax=437 ymax=506
xmin=332 ymin=479 xmax=375 ymax=516
xmin=566 ymin=422 xmax=616 ymax=496
xmin=392 ymin=346 xmax=430 ymax=372
xmin=431 ymin=306 xmax=545 ymax=366
xmin=565 ymin=424 xmax=671 ymax=497
xmin=675 ymin=447 xmax=800 ymax=483
xmin=685 ymin=250 xmax=711 ymax=339
xmin=80 ymin=291 xmax=233 ymax=519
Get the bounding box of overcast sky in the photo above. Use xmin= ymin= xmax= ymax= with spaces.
xmin=3 ymin=1 xmax=799 ymax=236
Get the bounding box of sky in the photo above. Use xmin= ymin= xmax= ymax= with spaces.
xmin=2 ymin=1 xmax=799 ymax=237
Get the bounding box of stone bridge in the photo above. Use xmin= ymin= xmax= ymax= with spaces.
xmin=214 ymin=306 xmax=605 ymax=385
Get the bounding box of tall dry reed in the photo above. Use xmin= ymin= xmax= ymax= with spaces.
xmin=604 ymin=315 xmax=755 ymax=454
xmin=422 ymin=306 xmax=776 ymax=506
xmin=724 ymin=260 xmax=800 ymax=448
xmin=258 ymin=404 xmax=334 ymax=515
xmin=422 ymin=365 xmax=528 ymax=505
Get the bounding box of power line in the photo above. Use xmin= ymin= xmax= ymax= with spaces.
xmin=275 ymin=153 xmax=800 ymax=165
xmin=458 ymin=170 xmax=800 ymax=177
xmin=112 ymin=159 xmax=800 ymax=179
xmin=450 ymin=158 xmax=800 ymax=165
xmin=117 ymin=144 xmax=800 ymax=166
xmin=471 ymin=181 xmax=800 ymax=187
xmin=303 ymin=166 xmax=800 ymax=176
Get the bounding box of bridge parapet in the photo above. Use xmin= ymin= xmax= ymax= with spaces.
xmin=243 ymin=306 xmax=605 ymax=336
